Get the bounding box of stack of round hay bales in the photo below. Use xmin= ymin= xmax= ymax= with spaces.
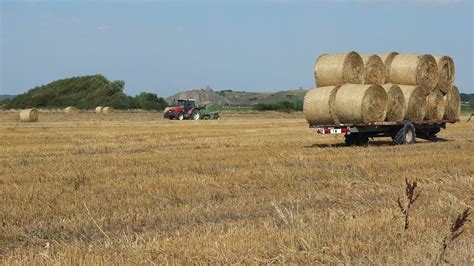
xmin=381 ymin=84 xmax=406 ymax=122
xmin=389 ymin=54 xmax=439 ymax=90
xmin=378 ymin=52 xmax=399 ymax=83
xmin=64 ymin=106 xmax=77 ymax=113
xmin=19 ymin=108 xmax=39 ymax=122
xmin=434 ymin=56 xmax=455 ymax=94
xmin=398 ymin=85 xmax=427 ymax=121
xmin=361 ymin=55 xmax=385 ymax=85
xmin=314 ymin=51 xmax=365 ymax=87
xmin=444 ymin=86 xmax=461 ymax=120
xmin=102 ymin=107 xmax=114 ymax=113
xmin=425 ymin=89 xmax=445 ymax=120
xmin=333 ymin=84 xmax=388 ymax=124
xmin=304 ymin=86 xmax=340 ymax=125
xmin=95 ymin=106 xmax=103 ymax=113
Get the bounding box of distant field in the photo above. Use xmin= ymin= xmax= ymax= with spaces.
xmin=0 ymin=111 xmax=472 ymax=263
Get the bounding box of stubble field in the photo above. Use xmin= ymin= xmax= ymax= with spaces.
xmin=0 ymin=111 xmax=473 ymax=264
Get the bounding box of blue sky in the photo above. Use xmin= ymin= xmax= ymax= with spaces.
xmin=1 ymin=0 xmax=473 ymax=96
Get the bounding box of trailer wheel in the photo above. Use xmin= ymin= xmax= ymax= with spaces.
xmin=392 ymin=122 xmax=416 ymax=145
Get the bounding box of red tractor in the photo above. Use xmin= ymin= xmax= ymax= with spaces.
xmin=163 ymin=99 xmax=201 ymax=120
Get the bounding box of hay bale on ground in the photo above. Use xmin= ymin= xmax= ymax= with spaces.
xmin=444 ymin=86 xmax=461 ymax=120
xmin=425 ymin=89 xmax=445 ymax=120
xmin=381 ymin=84 xmax=406 ymax=122
xmin=95 ymin=106 xmax=103 ymax=113
xmin=361 ymin=55 xmax=385 ymax=85
xmin=334 ymin=84 xmax=388 ymax=124
xmin=389 ymin=54 xmax=439 ymax=90
xmin=64 ymin=106 xmax=77 ymax=113
xmin=434 ymin=56 xmax=455 ymax=94
xmin=19 ymin=108 xmax=39 ymax=122
xmin=303 ymin=86 xmax=340 ymax=125
xmin=314 ymin=51 xmax=365 ymax=87
xmin=102 ymin=107 xmax=114 ymax=113
xmin=398 ymin=85 xmax=427 ymax=121
xmin=377 ymin=52 xmax=399 ymax=83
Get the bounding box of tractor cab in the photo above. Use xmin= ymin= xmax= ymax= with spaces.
xmin=177 ymin=99 xmax=196 ymax=112
xmin=163 ymin=99 xmax=201 ymax=120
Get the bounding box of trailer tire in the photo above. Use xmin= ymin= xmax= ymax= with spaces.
xmin=392 ymin=121 xmax=416 ymax=145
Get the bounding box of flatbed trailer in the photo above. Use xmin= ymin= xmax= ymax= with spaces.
xmin=310 ymin=119 xmax=459 ymax=146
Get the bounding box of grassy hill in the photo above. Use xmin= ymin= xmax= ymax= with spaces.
xmin=0 ymin=95 xmax=15 ymax=101
xmin=2 ymin=75 xmax=167 ymax=110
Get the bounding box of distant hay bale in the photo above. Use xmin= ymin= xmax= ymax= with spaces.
xmin=334 ymin=84 xmax=388 ymax=124
xmin=444 ymin=86 xmax=461 ymax=120
xmin=377 ymin=52 xmax=399 ymax=83
xmin=64 ymin=106 xmax=77 ymax=113
xmin=19 ymin=108 xmax=39 ymax=122
xmin=398 ymin=85 xmax=428 ymax=121
xmin=361 ymin=55 xmax=386 ymax=85
xmin=425 ymin=89 xmax=445 ymax=120
xmin=102 ymin=107 xmax=114 ymax=113
xmin=303 ymin=86 xmax=340 ymax=125
xmin=314 ymin=51 xmax=365 ymax=87
xmin=95 ymin=106 xmax=103 ymax=113
xmin=434 ymin=56 xmax=455 ymax=94
xmin=381 ymin=84 xmax=406 ymax=122
xmin=389 ymin=54 xmax=439 ymax=90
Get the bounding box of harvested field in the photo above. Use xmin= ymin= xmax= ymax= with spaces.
xmin=0 ymin=111 xmax=473 ymax=264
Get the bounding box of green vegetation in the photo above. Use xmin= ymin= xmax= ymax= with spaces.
xmin=460 ymin=93 xmax=474 ymax=103
xmin=1 ymin=75 xmax=167 ymax=110
xmin=253 ymin=101 xmax=303 ymax=113
xmin=0 ymin=95 xmax=15 ymax=101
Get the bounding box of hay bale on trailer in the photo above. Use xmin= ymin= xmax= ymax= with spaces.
xmin=398 ymin=85 xmax=427 ymax=121
xmin=361 ymin=55 xmax=385 ymax=85
xmin=389 ymin=54 xmax=439 ymax=90
xmin=19 ymin=108 xmax=39 ymax=122
xmin=102 ymin=107 xmax=114 ymax=113
xmin=377 ymin=52 xmax=399 ymax=83
xmin=333 ymin=84 xmax=388 ymax=124
xmin=95 ymin=106 xmax=103 ymax=113
xmin=64 ymin=106 xmax=77 ymax=113
xmin=434 ymin=56 xmax=455 ymax=94
xmin=425 ymin=89 xmax=445 ymax=120
xmin=381 ymin=84 xmax=406 ymax=122
xmin=443 ymin=86 xmax=461 ymax=120
xmin=314 ymin=51 xmax=365 ymax=87
xmin=303 ymin=86 xmax=340 ymax=125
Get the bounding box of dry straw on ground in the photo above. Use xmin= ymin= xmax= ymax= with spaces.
xmin=434 ymin=56 xmax=455 ymax=94
xmin=398 ymin=85 xmax=428 ymax=121
xmin=333 ymin=84 xmax=387 ymax=124
xmin=314 ymin=51 xmax=365 ymax=87
xmin=444 ymin=86 xmax=461 ymax=120
xmin=377 ymin=51 xmax=399 ymax=83
xmin=64 ymin=106 xmax=77 ymax=114
xmin=102 ymin=107 xmax=114 ymax=113
xmin=361 ymin=55 xmax=385 ymax=85
xmin=381 ymin=84 xmax=406 ymax=122
xmin=95 ymin=106 xmax=104 ymax=113
xmin=425 ymin=89 xmax=445 ymax=121
xmin=390 ymin=54 xmax=439 ymax=90
xmin=303 ymin=86 xmax=340 ymax=125
xmin=19 ymin=108 xmax=39 ymax=122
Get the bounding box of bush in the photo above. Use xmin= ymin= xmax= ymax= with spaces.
xmin=253 ymin=101 xmax=303 ymax=113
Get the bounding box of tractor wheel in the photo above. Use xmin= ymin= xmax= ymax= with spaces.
xmin=215 ymin=114 xmax=221 ymax=120
xmin=176 ymin=113 xmax=184 ymax=121
xmin=191 ymin=110 xmax=200 ymax=120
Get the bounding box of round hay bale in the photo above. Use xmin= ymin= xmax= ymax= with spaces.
xmin=361 ymin=55 xmax=386 ymax=85
xmin=444 ymin=86 xmax=461 ymax=120
xmin=389 ymin=54 xmax=439 ymax=90
xmin=314 ymin=51 xmax=365 ymax=87
xmin=95 ymin=106 xmax=103 ymax=113
xmin=303 ymin=86 xmax=340 ymax=125
xmin=102 ymin=107 xmax=114 ymax=113
xmin=19 ymin=108 xmax=39 ymax=122
xmin=64 ymin=106 xmax=77 ymax=113
xmin=425 ymin=89 xmax=445 ymax=120
xmin=377 ymin=52 xmax=399 ymax=83
xmin=333 ymin=84 xmax=388 ymax=124
xmin=381 ymin=84 xmax=406 ymax=122
xmin=398 ymin=85 xmax=428 ymax=121
xmin=434 ymin=56 xmax=455 ymax=94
